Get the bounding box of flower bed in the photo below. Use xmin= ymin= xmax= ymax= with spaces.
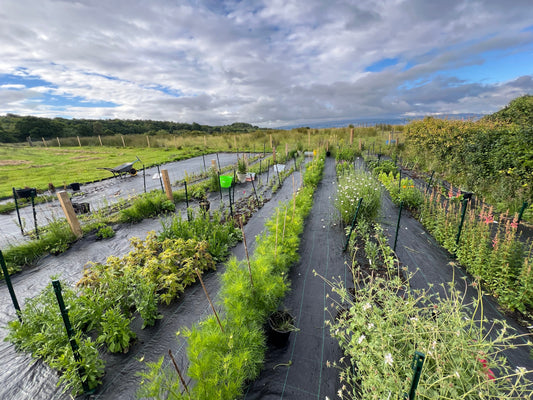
xmin=137 ymin=152 xmax=326 ymax=399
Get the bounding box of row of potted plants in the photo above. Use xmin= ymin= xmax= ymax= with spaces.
xmin=137 ymin=151 xmax=326 ymax=399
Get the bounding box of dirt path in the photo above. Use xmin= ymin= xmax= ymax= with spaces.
xmin=245 ymin=156 xmax=346 ymax=399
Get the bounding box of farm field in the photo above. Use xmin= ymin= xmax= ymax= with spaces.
xmin=0 ymin=100 xmax=532 ymax=399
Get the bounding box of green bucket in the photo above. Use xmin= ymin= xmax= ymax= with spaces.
xmin=220 ymin=175 xmax=233 ymax=188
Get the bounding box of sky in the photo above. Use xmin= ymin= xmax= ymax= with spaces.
xmin=0 ymin=0 xmax=532 ymax=128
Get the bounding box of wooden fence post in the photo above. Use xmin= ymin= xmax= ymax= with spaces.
xmin=77 ymin=136 xmax=81 ymax=147
xmin=57 ymin=191 xmax=82 ymax=238
xmin=98 ymin=135 xmax=103 ymax=146
xmin=42 ymin=137 xmax=47 ymax=147
xmin=121 ymin=135 xmax=126 ymax=148
xmin=56 ymin=137 xmax=61 ymax=147
xmin=350 ymin=128 xmax=354 ymax=145
xmin=146 ymin=136 xmax=151 ymax=148
xmin=161 ymin=170 xmax=173 ymax=201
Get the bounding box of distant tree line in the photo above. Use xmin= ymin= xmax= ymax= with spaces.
xmin=0 ymin=114 xmax=266 ymax=143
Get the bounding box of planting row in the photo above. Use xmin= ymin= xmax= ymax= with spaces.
xmin=138 ymin=151 xmax=326 ymax=399
xmin=362 ymin=156 xmax=533 ymax=314
xmin=6 ymin=210 xmax=241 ymax=395
xmin=326 ymin=163 xmax=532 ymax=399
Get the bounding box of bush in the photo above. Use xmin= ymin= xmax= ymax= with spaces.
xmin=335 ymin=168 xmax=382 ymax=224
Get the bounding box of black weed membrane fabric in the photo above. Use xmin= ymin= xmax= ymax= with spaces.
xmin=245 ymin=157 xmax=348 ymax=399
xmin=379 ymin=193 xmax=533 ymax=373
xmin=0 ymin=160 xmax=306 ymax=400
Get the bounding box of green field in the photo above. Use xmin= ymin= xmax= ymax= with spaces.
xmin=0 ymin=146 xmax=204 ymax=199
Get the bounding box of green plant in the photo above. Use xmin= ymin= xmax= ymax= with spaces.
xmin=237 ymin=157 xmax=247 ymax=174
xmin=335 ymin=168 xmax=382 ymax=224
xmin=97 ymin=307 xmax=136 ymax=353
xmin=378 ymin=171 xmax=423 ymax=210
xmin=323 ymin=273 xmax=532 ymax=399
xmin=119 ymin=190 xmax=175 ymax=223
xmin=96 ymin=224 xmax=115 ymax=239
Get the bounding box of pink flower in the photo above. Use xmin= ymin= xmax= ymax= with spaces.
xmin=477 ymin=358 xmax=496 ymax=381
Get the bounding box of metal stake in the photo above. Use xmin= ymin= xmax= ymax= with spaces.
xmin=455 ymin=198 xmax=469 ymax=247
xmin=30 ymin=189 xmax=39 ymax=239
xmin=425 ymin=171 xmax=435 ymax=194
xmin=52 ymin=280 xmax=91 ymax=394
xmin=12 ymin=188 xmax=24 ymax=235
xmin=157 ymin=165 xmax=164 ymax=191
xmin=393 ymin=201 xmax=403 ymax=252
xmin=184 ymin=180 xmax=190 ymax=221
xmin=403 ymin=351 xmax=425 ymax=400
xmin=0 ymin=250 xmax=22 ymax=321
xmin=517 ymin=201 xmax=528 ymax=224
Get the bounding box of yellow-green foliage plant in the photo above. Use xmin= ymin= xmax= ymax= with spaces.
xmin=137 ymin=151 xmax=326 ymax=399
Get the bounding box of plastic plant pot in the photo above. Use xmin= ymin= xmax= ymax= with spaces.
xmin=267 ymin=310 xmax=296 ymax=347
xmin=69 ymin=182 xmax=80 ymax=191
xmin=220 ymin=175 xmax=233 ymax=188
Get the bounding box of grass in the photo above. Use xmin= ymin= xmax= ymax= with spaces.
xmin=0 ymin=146 xmax=205 ymax=199
xmin=0 ymin=127 xmax=399 ymax=200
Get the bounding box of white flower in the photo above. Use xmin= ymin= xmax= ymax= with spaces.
xmin=362 ymin=303 xmax=372 ymax=311
xmin=515 ymin=366 xmax=526 ymax=376
xmin=367 ymin=323 xmax=375 ymax=330
xmin=454 ymin=371 xmax=460 ymax=379
xmin=384 ymin=353 xmax=393 ymax=366
xmin=358 ymin=334 xmax=366 ymax=344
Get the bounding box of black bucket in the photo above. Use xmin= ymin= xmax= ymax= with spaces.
xmin=69 ymin=182 xmax=80 ymax=191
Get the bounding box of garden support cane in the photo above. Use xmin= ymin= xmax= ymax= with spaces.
xmin=202 ymin=153 xmax=206 ymax=172
xmin=52 ymin=280 xmax=91 ymax=394
xmin=344 ymin=198 xmax=363 ymax=252
xmin=517 ymin=201 xmax=528 ymax=224
xmin=0 ymin=250 xmax=22 ymax=322
xmin=403 ymin=351 xmax=425 ymax=400
xmin=455 ymin=198 xmax=469 ymax=247
xmin=143 ymin=165 xmax=146 ymax=193
xmin=393 ymin=201 xmax=403 ymax=252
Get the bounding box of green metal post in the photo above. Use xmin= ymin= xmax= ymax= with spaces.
xmin=157 ymin=165 xmax=164 ymax=192
xmin=404 ymin=351 xmax=425 ymax=399
xmin=393 ymin=201 xmax=403 ymax=252
xmin=0 ymin=250 xmax=22 ymax=321
xmin=52 ymin=280 xmax=91 ymax=394
xmin=455 ymin=198 xmax=469 ymax=247
xmin=251 ymin=175 xmax=259 ymax=206
xmin=344 ymin=198 xmax=363 ymax=252
xmin=517 ymin=201 xmax=528 ymax=224
xmin=30 ymin=189 xmax=39 ymax=239
xmin=12 ymin=188 xmax=24 ymax=235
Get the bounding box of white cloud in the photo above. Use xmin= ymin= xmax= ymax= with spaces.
xmin=0 ymin=0 xmax=532 ymax=126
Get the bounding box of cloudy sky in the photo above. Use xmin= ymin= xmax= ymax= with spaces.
xmin=1 ymin=0 xmax=532 ymax=127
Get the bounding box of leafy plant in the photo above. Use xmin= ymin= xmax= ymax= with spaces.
xmin=97 ymin=307 xmax=136 ymax=353
xmin=335 ymin=167 xmax=382 ymax=224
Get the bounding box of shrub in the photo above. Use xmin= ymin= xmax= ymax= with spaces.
xmin=335 ymin=168 xmax=382 ymax=224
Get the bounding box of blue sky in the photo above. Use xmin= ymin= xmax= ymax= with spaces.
xmin=0 ymin=0 xmax=532 ymax=127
